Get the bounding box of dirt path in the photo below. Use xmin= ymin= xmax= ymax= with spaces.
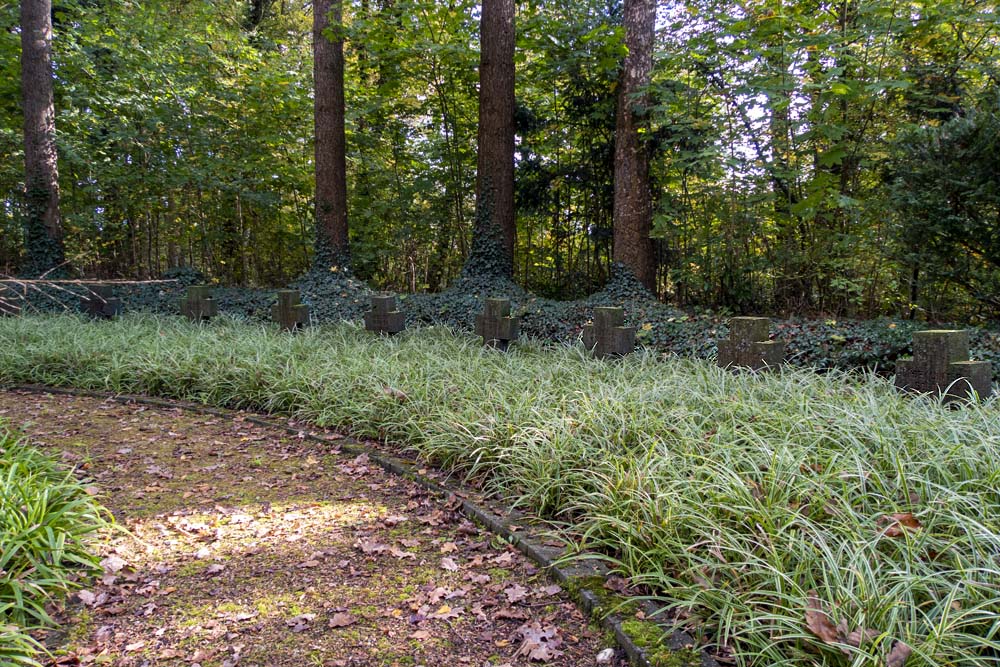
xmin=1 ymin=390 xmax=622 ymax=667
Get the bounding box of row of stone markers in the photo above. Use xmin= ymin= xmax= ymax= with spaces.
xmin=717 ymin=316 xmax=991 ymax=401
xmin=1 ymin=283 xmax=992 ymax=400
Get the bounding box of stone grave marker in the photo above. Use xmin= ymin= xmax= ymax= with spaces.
xmin=475 ymin=298 xmax=519 ymax=350
xmin=179 ymin=285 xmax=218 ymax=322
xmin=80 ymin=284 xmax=122 ymax=319
xmin=582 ymin=307 xmax=636 ymax=359
xmin=271 ymin=289 xmax=309 ymax=331
xmin=717 ymin=317 xmax=784 ymax=370
xmin=895 ymin=329 xmax=992 ymax=400
xmin=0 ymin=286 xmax=21 ymax=316
xmin=364 ymin=294 xmax=406 ymax=335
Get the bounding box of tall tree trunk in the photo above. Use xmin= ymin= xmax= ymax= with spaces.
xmin=466 ymin=0 xmax=515 ymax=280
xmin=21 ymin=0 xmax=66 ymax=276
xmin=612 ymin=0 xmax=655 ymax=290
xmin=313 ymin=0 xmax=350 ymax=268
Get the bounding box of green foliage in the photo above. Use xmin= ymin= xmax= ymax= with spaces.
xmin=887 ymin=96 xmax=1000 ymax=312
xmin=2 ymin=0 xmax=999 ymax=317
xmin=0 ymin=424 xmax=111 ymax=666
xmin=8 ymin=278 xmax=1000 ymax=380
xmin=1 ymin=315 xmax=999 ymax=665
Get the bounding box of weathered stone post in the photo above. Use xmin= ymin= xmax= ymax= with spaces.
xmin=717 ymin=317 xmax=784 ymax=370
xmin=80 ymin=284 xmax=122 ymax=319
xmin=475 ymin=298 xmax=519 ymax=350
xmin=582 ymin=307 xmax=636 ymax=359
xmin=895 ymin=330 xmax=992 ymax=400
xmin=0 ymin=286 xmax=21 ymax=316
xmin=364 ymin=294 xmax=406 ymax=335
xmin=271 ymin=290 xmax=309 ymax=331
xmin=179 ymin=285 xmax=218 ymax=322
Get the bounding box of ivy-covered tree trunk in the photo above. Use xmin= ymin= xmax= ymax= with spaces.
xmin=313 ymin=0 xmax=350 ymax=269
xmin=21 ymin=0 xmax=66 ymax=276
xmin=466 ymin=0 xmax=515 ymax=280
xmin=611 ymin=0 xmax=655 ymax=291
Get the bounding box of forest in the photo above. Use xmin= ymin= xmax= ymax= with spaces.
xmin=2 ymin=0 xmax=999 ymax=320
xmin=5 ymin=3 xmax=1000 ymax=665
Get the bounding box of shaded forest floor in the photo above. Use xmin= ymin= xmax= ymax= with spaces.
xmin=0 ymin=390 xmax=621 ymax=667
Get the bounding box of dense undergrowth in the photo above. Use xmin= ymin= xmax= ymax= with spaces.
xmin=1 ymin=314 xmax=998 ymax=665
xmin=0 ymin=424 xmax=111 ymax=666
xmin=5 ymin=273 xmax=1000 ymax=381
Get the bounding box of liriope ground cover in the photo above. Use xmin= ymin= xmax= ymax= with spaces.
xmin=0 ymin=423 xmax=111 ymax=666
xmin=1 ymin=314 xmax=998 ymax=666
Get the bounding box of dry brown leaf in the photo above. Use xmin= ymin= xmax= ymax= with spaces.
xmin=886 ymin=641 xmax=912 ymax=667
xmin=844 ymin=627 xmax=879 ymax=647
xmin=883 ymin=513 xmax=922 ymax=537
xmin=328 ymin=612 xmax=358 ymax=628
xmin=515 ymin=621 xmax=564 ymax=662
xmin=505 ymin=583 xmax=530 ymax=604
xmin=804 ymin=591 xmax=840 ymax=644
xmin=100 ymin=555 xmax=127 ymax=574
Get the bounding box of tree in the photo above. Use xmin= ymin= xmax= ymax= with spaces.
xmin=887 ymin=102 xmax=1000 ymax=315
xmin=465 ymin=0 xmax=516 ymax=280
xmin=611 ymin=0 xmax=655 ymax=291
xmin=314 ymin=0 xmax=350 ymax=268
xmin=20 ymin=0 xmax=66 ymax=276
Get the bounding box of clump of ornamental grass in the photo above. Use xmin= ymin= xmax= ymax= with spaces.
xmin=0 ymin=313 xmax=998 ymax=665
xmin=0 ymin=425 xmax=112 ymax=666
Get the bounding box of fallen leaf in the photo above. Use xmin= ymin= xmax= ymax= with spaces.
xmin=287 ymin=613 xmax=317 ymax=632
xmin=844 ymin=627 xmax=879 ymax=647
xmin=505 ymin=583 xmax=529 ymax=604
xmin=515 ymin=621 xmax=564 ymax=662
xmin=190 ymin=648 xmax=217 ymax=662
xmin=805 ymin=591 xmax=840 ymax=644
xmin=100 ymin=555 xmax=127 ymax=574
xmin=356 ymin=539 xmax=388 ymax=555
xmin=886 ymin=641 xmax=912 ymax=667
xmin=441 ymin=557 xmax=459 ymax=571
xmin=389 ymin=546 xmax=416 ymax=560
xmin=329 ymin=612 xmax=358 ymax=628
xmin=884 ymin=513 xmax=922 ymax=538
xmin=430 ymin=604 xmax=463 ymax=620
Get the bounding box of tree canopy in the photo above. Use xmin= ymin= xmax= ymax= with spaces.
xmin=2 ymin=0 xmax=998 ymax=319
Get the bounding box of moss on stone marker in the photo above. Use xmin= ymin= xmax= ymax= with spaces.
xmin=364 ymin=294 xmax=406 ymax=335
xmin=271 ymin=289 xmax=309 ymax=331
xmin=895 ymin=329 xmax=992 ymax=400
xmin=583 ymin=307 xmax=636 ymax=359
xmin=717 ymin=317 xmax=783 ymax=370
xmin=475 ymin=298 xmax=519 ymax=350
xmin=179 ymin=285 xmax=218 ymax=322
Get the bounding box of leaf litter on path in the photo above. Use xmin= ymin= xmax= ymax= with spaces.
xmin=0 ymin=390 xmax=624 ymax=667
